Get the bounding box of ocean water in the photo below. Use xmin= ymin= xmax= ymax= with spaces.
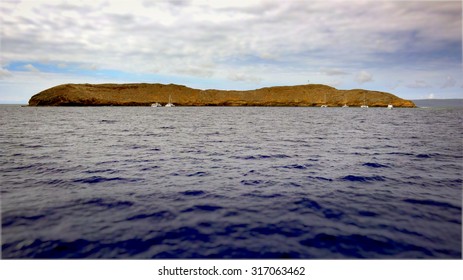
xmin=1 ymin=105 xmax=461 ymax=259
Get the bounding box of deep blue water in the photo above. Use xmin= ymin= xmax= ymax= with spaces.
xmin=1 ymin=105 xmax=461 ymax=259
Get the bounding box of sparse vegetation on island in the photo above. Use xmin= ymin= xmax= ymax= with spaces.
xmin=28 ymin=83 xmax=416 ymax=107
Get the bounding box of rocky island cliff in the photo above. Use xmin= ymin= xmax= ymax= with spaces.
xmin=28 ymin=83 xmax=416 ymax=107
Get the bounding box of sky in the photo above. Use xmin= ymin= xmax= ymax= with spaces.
xmin=0 ymin=0 xmax=462 ymax=103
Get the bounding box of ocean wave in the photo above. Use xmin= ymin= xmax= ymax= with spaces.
xmin=299 ymin=233 xmax=435 ymax=258
xmin=403 ymin=199 xmax=461 ymax=210
xmin=72 ymin=176 xmax=140 ymax=184
xmin=362 ymin=162 xmax=389 ymax=168
xmin=341 ymin=175 xmax=386 ymax=182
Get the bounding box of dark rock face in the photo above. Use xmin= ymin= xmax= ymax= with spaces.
xmin=28 ymin=83 xmax=416 ymax=107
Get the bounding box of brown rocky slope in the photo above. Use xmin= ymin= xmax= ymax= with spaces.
xmin=28 ymin=83 xmax=416 ymax=107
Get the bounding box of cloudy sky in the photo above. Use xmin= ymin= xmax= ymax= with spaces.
xmin=0 ymin=0 xmax=461 ymax=103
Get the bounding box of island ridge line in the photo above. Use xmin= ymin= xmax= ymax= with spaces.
xmin=28 ymin=83 xmax=416 ymax=107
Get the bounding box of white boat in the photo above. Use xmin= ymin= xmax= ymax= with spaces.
xmin=151 ymin=102 xmax=162 ymax=107
xmin=387 ymin=97 xmax=393 ymax=109
xmin=165 ymin=95 xmax=175 ymax=107
xmin=342 ymin=93 xmax=348 ymax=107
xmin=361 ymin=92 xmax=368 ymax=108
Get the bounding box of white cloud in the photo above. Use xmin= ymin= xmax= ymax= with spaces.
xmin=407 ymin=80 xmax=432 ymax=89
xmin=3 ymin=1 xmax=460 ymax=73
xmin=23 ymin=64 xmax=40 ymax=72
xmin=326 ymin=80 xmax=343 ymax=87
xmin=175 ymin=66 xmax=214 ymax=77
xmin=0 ymin=67 xmax=12 ymax=78
xmin=355 ymin=71 xmax=373 ymax=84
xmin=227 ymin=72 xmax=262 ymax=83
xmin=320 ymin=68 xmax=348 ymax=76
xmin=426 ymin=93 xmax=435 ymax=99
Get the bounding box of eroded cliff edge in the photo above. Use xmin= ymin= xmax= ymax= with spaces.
xmin=28 ymin=83 xmax=416 ymax=107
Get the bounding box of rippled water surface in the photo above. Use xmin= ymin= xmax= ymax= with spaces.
xmin=1 ymin=106 xmax=461 ymax=258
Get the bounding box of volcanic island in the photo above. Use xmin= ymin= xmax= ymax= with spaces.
xmin=28 ymin=83 xmax=416 ymax=107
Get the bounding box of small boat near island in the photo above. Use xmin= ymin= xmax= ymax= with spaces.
xmin=387 ymin=97 xmax=393 ymax=109
xmin=165 ymin=95 xmax=175 ymax=107
xmin=151 ymin=102 xmax=162 ymax=107
xmin=342 ymin=93 xmax=348 ymax=107
xmin=361 ymin=92 xmax=368 ymax=108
